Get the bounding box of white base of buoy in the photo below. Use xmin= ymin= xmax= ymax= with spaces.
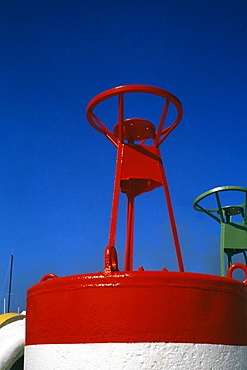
xmin=25 ymin=342 xmax=247 ymax=370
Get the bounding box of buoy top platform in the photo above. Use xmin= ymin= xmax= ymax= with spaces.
xmin=86 ymin=85 xmax=184 ymax=273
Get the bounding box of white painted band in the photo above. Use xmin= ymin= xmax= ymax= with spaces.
xmin=25 ymin=342 xmax=247 ymax=370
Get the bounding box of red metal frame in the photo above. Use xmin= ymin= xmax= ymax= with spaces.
xmin=86 ymin=85 xmax=184 ymax=273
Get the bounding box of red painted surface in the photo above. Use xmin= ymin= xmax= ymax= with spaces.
xmin=26 ymin=270 xmax=247 ymax=346
xmin=25 ymin=87 xmax=247 ymax=355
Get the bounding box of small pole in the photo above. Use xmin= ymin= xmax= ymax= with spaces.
xmin=7 ymin=254 xmax=14 ymax=313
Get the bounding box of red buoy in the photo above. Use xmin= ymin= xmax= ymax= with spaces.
xmin=24 ymin=86 xmax=247 ymax=369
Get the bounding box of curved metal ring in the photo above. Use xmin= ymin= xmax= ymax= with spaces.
xmin=40 ymin=273 xmax=58 ymax=282
xmin=193 ymin=186 xmax=247 ymax=213
xmin=227 ymin=263 xmax=247 ymax=285
xmin=86 ymin=85 xmax=183 ymax=139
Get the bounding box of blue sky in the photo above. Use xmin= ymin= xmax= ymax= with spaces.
xmin=0 ymin=0 xmax=247 ymax=312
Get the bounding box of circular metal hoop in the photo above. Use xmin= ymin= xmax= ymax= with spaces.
xmin=227 ymin=263 xmax=247 ymax=284
xmin=193 ymin=186 xmax=247 ymax=214
xmin=86 ymin=85 xmax=183 ymax=143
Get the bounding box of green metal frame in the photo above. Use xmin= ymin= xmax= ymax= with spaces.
xmin=193 ymin=186 xmax=247 ymax=276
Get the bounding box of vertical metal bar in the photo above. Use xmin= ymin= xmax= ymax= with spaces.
xmin=107 ymin=146 xmax=124 ymax=248
xmin=118 ymin=93 xmax=124 ymax=144
xmin=155 ymin=148 xmax=184 ymax=272
xmin=220 ymin=224 xmax=225 ymax=276
xmin=105 ymin=93 xmax=125 ymax=271
xmin=244 ymin=193 xmax=247 ymax=224
xmin=108 ymin=93 xmax=124 ymax=245
xmin=124 ymin=193 xmax=135 ymax=271
xmin=215 ymin=192 xmax=224 ymax=222
xmin=228 ymin=255 xmax=232 ymax=267
xmin=7 ymin=254 xmax=14 ymax=313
